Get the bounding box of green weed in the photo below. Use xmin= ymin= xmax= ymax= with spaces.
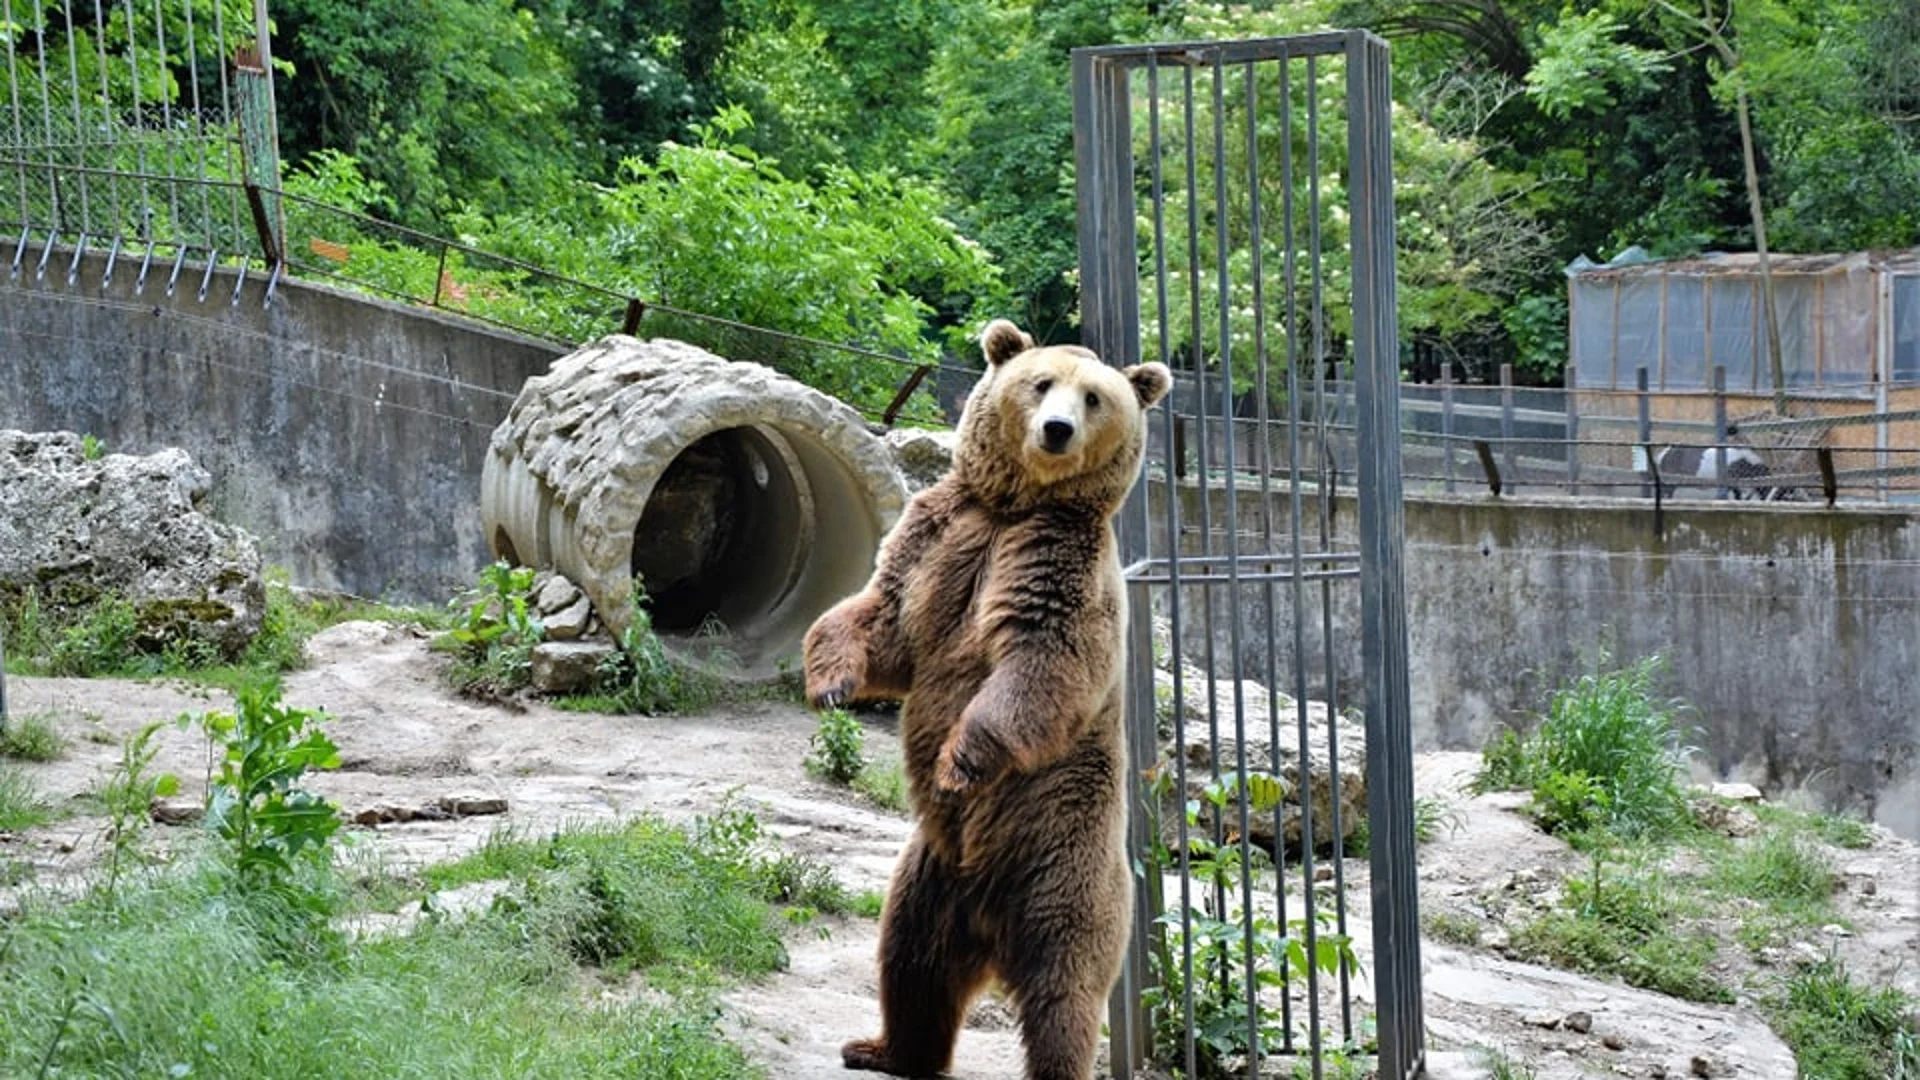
xmin=806 ymin=707 xmax=867 ymax=785
xmin=0 ymin=765 xmax=53 ymax=831
xmin=1706 ymin=829 xmax=1837 ymax=923
xmin=578 ymin=579 xmax=723 ymax=715
xmin=79 ymin=433 xmax=105 ymax=460
xmin=1764 ymin=958 xmax=1918 ymax=1080
xmin=1474 ymin=653 xmax=1693 ymax=840
xmin=854 ymin=758 xmax=912 ymax=814
xmin=96 ymin=720 xmax=180 ymax=896
xmin=0 ymin=710 xmax=66 ymax=762
xmin=1478 ymin=1046 xmax=1539 ymax=1080
xmin=851 ymin=890 xmax=886 ymax=919
xmin=1423 ymin=909 xmax=1483 ymax=946
xmin=440 ymin=561 xmax=546 ymax=699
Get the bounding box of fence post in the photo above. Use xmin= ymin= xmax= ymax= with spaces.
xmin=1440 ymin=362 xmax=1456 ymax=494
xmin=1500 ymin=363 xmax=1516 ymax=495
xmin=0 ymin=625 xmax=8 ymax=742
xmin=1564 ymin=359 xmax=1580 ymax=495
xmin=1875 ymin=375 xmax=1890 ymax=503
xmin=1712 ymin=365 xmax=1729 ymax=500
xmin=1637 ymin=366 xmax=1652 ymax=499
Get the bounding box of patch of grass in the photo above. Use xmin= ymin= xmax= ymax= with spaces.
xmin=560 ymin=579 xmax=726 ymax=715
xmin=0 ymin=848 xmax=767 ymax=1078
xmin=1473 ymin=653 xmax=1693 ymax=840
xmin=1423 ymin=909 xmax=1483 ymax=947
xmin=1415 ymin=795 xmax=1463 ymax=843
xmin=851 ymin=890 xmax=886 ymax=919
xmin=853 ymin=758 xmax=911 ymax=813
xmin=0 ymin=710 xmax=67 ymax=762
xmin=0 ymin=765 xmax=53 ymax=831
xmin=1704 ymin=829 xmax=1837 ymax=927
xmin=1477 ymin=1046 xmax=1538 ymax=1080
xmin=1763 ymin=958 xmax=1919 ymax=1080
xmin=1511 ymin=857 xmax=1730 ymax=1004
xmin=1808 ymin=812 xmax=1875 ymax=850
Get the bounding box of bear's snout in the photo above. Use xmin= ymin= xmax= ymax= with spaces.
xmin=1040 ymin=417 xmax=1076 ymax=454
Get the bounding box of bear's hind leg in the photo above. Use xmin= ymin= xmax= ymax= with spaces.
xmin=844 ymin=838 xmax=986 ymax=1077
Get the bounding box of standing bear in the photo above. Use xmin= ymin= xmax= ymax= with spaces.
xmin=803 ymin=318 xmax=1171 ymax=1080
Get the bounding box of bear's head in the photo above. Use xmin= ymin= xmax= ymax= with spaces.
xmin=952 ymin=319 xmax=1171 ymax=513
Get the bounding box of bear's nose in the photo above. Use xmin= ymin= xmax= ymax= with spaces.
xmin=1041 ymin=418 xmax=1075 ymax=453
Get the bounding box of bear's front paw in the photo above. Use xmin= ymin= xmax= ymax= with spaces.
xmin=935 ymin=729 xmax=1007 ymax=794
xmin=807 ymin=672 xmax=857 ymax=711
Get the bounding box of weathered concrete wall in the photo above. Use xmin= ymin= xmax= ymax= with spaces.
xmin=0 ymin=240 xmax=563 ymax=602
xmin=1146 ymin=479 xmax=1920 ymax=837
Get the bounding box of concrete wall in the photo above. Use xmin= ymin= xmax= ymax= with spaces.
xmin=0 ymin=239 xmax=563 ymax=603
xmin=1145 ymin=480 xmax=1920 ymax=837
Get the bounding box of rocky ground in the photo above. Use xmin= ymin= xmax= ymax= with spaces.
xmin=1 ymin=622 xmax=1914 ymax=1079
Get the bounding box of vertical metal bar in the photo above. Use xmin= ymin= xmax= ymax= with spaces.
xmin=1441 ymin=362 xmax=1456 ymax=493
xmin=0 ymin=624 xmax=9 ymax=740
xmin=1347 ymin=30 xmax=1423 ymax=1080
xmin=1300 ymin=49 xmax=1327 ymax=1078
xmin=213 ymin=0 xmax=244 ymax=252
xmin=1500 ymin=363 xmax=1516 ymax=495
xmin=63 ymin=0 xmax=93 ymax=233
xmin=1876 ymin=271 xmax=1891 ymax=502
xmin=1637 ymin=366 xmax=1653 ymax=499
xmin=93 ymin=0 xmax=122 ymax=238
xmin=154 ymin=0 xmax=179 ymax=234
xmin=1073 ymin=49 xmax=1150 ymax=1077
xmin=125 ymin=0 xmax=151 ymax=237
xmin=37 ymin=2 xmax=61 ymax=233
xmin=3 ymin=2 xmax=25 ymax=229
xmin=1143 ymin=51 xmax=1198 ymax=1080
xmin=182 ymin=0 xmax=213 ymax=246
xmin=1565 ymin=358 xmax=1581 ymax=494
xmin=1206 ymin=48 xmax=1260 ymax=1076
xmin=1712 ymin=365 xmax=1729 ymax=499
xmin=1271 ymin=52 xmax=1299 ymax=1049
xmin=252 ymin=0 xmax=284 ymax=243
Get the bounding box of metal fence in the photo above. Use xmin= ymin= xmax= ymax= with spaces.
xmin=1155 ymin=362 xmax=1920 ymax=508
xmin=1074 ymin=31 xmax=1422 ymax=1080
xmin=0 ymin=0 xmax=965 ymax=429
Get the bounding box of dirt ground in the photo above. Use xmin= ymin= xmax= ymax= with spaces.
xmin=2 ymin=621 xmax=1915 ymax=1079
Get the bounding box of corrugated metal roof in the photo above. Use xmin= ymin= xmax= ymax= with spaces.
xmin=1569 ymin=247 xmax=1920 ymax=280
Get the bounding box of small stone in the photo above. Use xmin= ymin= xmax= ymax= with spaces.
xmin=1711 ymin=782 xmax=1764 ymax=802
xmin=1524 ymin=1011 xmax=1562 ymax=1029
xmin=1691 ymin=798 xmax=1760 ymax=838
xmin=543 ymin=595 xmax=592 ymax=641
xmin=1484 ymin=926 xmax=1513 ymax=952
xmin=351 ymin=803 xmax=416 ymax=826
xmin=1690 ymin=1055 xmax=1717 ymax=1077
xmin=530 ymin=640 xmax=617 ymax=694
xmin=1819 ymin=923 xmax=1853 ymax=938
xmin=149 ymin=797 xmax=204 ymax=825
xmin=1649 ymin=1065 xmax=1667 ymax=1079
xmin=1565 ymin=1011 xmax=1594 ymax=1034
xmin=1791 ymin=940 xmax=1828 ymax=964
xmin=438 ymin=795 xmax=509 ymax=817
xmin=1604 ymin=1034 xmax=1628 ymax=1051
xmin=534 ymin=574 xmax=583 ymax=616
xmin=1314 ymin=864 xmax=1335 ymax=882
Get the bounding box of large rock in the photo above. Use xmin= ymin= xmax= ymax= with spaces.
xmin=883 ymin=427 xmax=959 ymax=493
xmin=1155 ymin=665 xmax=1367 ymax=856
xmin=0 ymin=430 xmax=265 ymax=656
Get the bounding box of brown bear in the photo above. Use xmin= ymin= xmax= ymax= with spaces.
xmin=802 ymin=318 xmax=1172 ymax=1080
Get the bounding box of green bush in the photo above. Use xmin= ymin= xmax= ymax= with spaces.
xmin=806 ymin=708 xmax=867 ymax=785
xmin=1765 ymin=958 xmax=1919 ymax=1080
xmin=440 ymin=561 xmax=546 ymax=698
xmin=1473 ymin=654 xmax=1694 ymax=840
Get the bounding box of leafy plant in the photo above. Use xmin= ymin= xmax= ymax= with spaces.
xmin=1511 ymin=852 xmax=1729 ymax=1004
xmin=185 ymin=680 xmax=343 ymax=892
xmin=806 ymin=707 xmax=867 ymax=785
xmin=96 ymin=719 xmax=179 ymax=897
xmin=1473 ymin=654 xmax=1694 ymax=841
xmin=584 ymin=578 xmax=720 ymax=715
xmin=441 ymin=561 xmax=545 ymax=698
xmin=79 ymin=434 xmax=106 ymax=461
xmin=1142 ymin=768 xmax=1361 ymax=1076
xmin=853 ymin=757 xmax=911 ymax=814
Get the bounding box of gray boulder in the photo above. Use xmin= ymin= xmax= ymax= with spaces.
xmin=0 ymin=430 xmax=265 ymax=657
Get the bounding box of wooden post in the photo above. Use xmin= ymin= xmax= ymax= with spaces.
xmin=1473 ymin=439 xmax=1502 ymax=497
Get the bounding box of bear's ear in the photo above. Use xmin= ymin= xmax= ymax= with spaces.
xmin=1125 ymin=362 xmax=1172 ymax=408
xmin=980 ymin=319 xmax=1034 ymax=368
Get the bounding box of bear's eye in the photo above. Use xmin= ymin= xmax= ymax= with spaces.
xmin=1035 ymin=378 xmax=1054 ymax=396
xmin=1085 ymin=391 xmax=1101 ymax=409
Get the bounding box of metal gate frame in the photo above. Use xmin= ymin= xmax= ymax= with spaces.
xmin=1073 ymin=30 xmax=1424 ymax=1080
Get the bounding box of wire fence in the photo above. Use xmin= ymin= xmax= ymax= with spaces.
xmin=1151 ymin=362 xmax=1920 ymax=507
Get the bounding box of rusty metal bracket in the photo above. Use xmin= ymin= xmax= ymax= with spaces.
xmin=1817 ymin=447 xmax=1837 ymax=506
xmin=1473 ymin=439 xmax=1502 ymax=496
xmin=244 ymin=183 xmax=282 ymax=266
xmin=881 ymin=364 xmax=934 ymax=428
xmin=621 ymin=298 xmax=647 ymax=336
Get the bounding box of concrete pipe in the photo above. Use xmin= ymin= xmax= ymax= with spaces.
xmin=480 ymin=335 xmax=908 ymax=677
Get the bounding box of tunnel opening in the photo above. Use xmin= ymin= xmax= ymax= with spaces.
xmin=629 ymin=426 xmax=807 ymax=642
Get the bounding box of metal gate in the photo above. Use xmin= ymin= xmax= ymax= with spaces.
xmin=1072 ymin=31 xmax=1424 ymax=1080
xmin=1 ymin=0 xmax=283 ymax=279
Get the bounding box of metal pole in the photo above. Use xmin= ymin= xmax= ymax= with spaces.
xmin=1441 ymin=362 xmax=1455 ymax=493
xmin=1637 ymin=366 xmax=1653 ymax=499
xmin=0 ymin=624 xmax=9 ymax=740
xmin=1713 ymin=365 xmax=1729 ymax=500
xmin=1565 ymin=357 xmax=1581 ymax=495
xmin=1500 ymin=362 xmax=1516 ymax=495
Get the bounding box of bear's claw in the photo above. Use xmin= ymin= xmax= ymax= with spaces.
xmin=809 ymin=676 xmax=855 ymax=711
xmin=841 ymin=1037 xmax=937 ymax=1076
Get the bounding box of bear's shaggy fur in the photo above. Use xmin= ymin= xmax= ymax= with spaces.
xmin=803 ymin=318 xmax=1171 ymax=1080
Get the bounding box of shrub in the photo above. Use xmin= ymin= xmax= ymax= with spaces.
xmin=806 ymin=708 xmax=867 ymax=785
